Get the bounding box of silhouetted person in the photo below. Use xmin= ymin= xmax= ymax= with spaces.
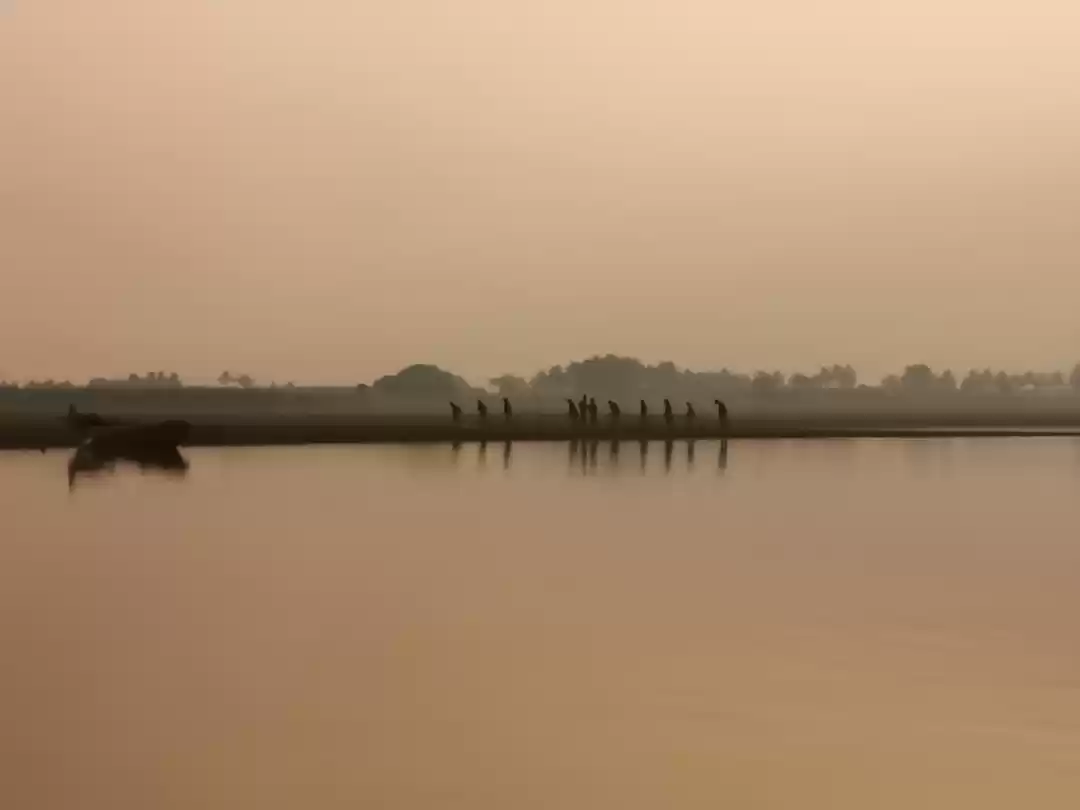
xmin=640 ymin=400 xmax=648 ymax=419
xmin=686 ymin=402 xmax=696 ymax=420
xmin=608 ymin=400 xmax=621 ymax=419
xmin=450 ymin=402 xmax=463 ymax=422
xmin=663 ymin=399 xmax=674 ymax=425
xmin=588 ymin=397 xmax=599 ymax=424
xmin=477 ymin=400 xmax=488 ymax=419
xmin=579 ymin=394 xmax=588 ymax=420
xmin=567 ymin=399 xmax=580 ymax=421
xmin=503 ymin=397 xmax=512 ymax=419
xmin=715 ymin=399 xmax=729 ymax=423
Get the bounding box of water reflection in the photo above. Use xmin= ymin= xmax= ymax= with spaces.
xmin=67 ymin=443 xmax=190 ymax=488
xmin=664 ymin=440 xmax=674 ymax=473
xmin=718 ymin=439 xmax=729 ymax=472
xmin=503 ymin=440 xmax=512 ymax=470
xmin=687 ymin=439 xmax=696 ymax=469
xmin=639 ymin=440 xmax=648 ymax=472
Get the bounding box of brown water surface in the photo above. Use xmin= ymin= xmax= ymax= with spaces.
xmin=4 ymin=440 xmax=1080 ymax=808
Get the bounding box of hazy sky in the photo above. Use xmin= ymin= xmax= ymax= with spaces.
xmin=3 ymin=1 xmax=1080 ymax=385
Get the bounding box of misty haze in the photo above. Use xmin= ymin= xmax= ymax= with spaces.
xmin=5 ymin=2 xmax=1080 ymax=809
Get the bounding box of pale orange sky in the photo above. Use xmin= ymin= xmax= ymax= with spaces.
xmin=2 ymin=1 xmax=1080 ymax=385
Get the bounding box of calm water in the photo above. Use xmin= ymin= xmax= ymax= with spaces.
xmin=5 ymin=439 xmax=1080 ymax=809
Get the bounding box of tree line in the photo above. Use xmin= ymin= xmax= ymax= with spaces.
xmin=5 ymin=356 xmax=1080 ymax=398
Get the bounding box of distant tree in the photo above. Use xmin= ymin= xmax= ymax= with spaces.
xmin=218 ymin=371 xmax=233 ymax=386
xmin=831 ymin=364 xmax=858 ymax=389
xmin=751 ymin=371 xmax=784 ymax=395
xmin=236 ymin=374 xmax=255 ymax=389
xmin=371 ymin=364 xmax=479 ymax=401
xmin=490 ymin=374 xmax=531 ymax=399
xmin=788 ymin=372 xmax=814 ymax=390
xmin=900 ymin=364 xmax=937 ymax=390
xmin=961 ymin=369 xmax=988 ymax=393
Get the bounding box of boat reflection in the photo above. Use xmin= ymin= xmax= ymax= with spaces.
xmin=67 ymin=421 xmax=192 ymax=488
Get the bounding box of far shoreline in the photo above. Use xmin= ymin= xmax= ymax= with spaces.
xmin=4 ymin=413 xmax=1080 ymax=450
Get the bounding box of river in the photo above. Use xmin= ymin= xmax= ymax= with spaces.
xmin=4 ymin=439 xmax=1080 ymax=808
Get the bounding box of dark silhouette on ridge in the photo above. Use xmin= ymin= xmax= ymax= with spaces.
xmin=567 ymin=399 xmax=580 ymax=420
xmin=477 ymin=400 xmax=488 ymax=419
xmin=608 ymin=400 xmax=621 ymax=419
xmin=66 ymin=403 xmax=110 ymax=431
xmin=579 ymin=394 xmax=588 ymax=420
xmin=640 ymin=400 xmax=648 ymax=419
xmin=663 ymin=399 xmax=674 ymax=425
xmin=588 ymin=397 xmax=599 ymax=424
xmin=714 ymin=399 xmax=728 ymax=421
xmin=450 ymin=402 xmax=463 ymax=422
xmin=503 ymin=397 xmax=512 ymax=419
xmin=686 ymin=402 xmax=696 ymax=420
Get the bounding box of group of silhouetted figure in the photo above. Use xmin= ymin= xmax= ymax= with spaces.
xmin=449 ymin=396 xmax=729 ymax=426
